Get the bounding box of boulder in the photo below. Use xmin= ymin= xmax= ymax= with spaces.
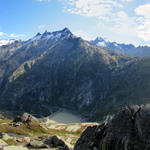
xmin=3 ymin=146 xmax=28 ymax=150
xmin=74 ymin=105 xmax=150 ymax=150
xmin=28 ymin=140 xmax=48 ymax=149
xmin=1 ymin=133 xmax=13 ymax=141
xmin=23 ymin=137 xmax=30 ymax=143
xmin=20 ymin=113 xmax=38 ymax=123
xmin=45 ymin=135 xmax=70 ymax=150
xmin=0 ymin=139 xmax=8 ymax=146
xmin=12 ymin=113 xmax=38 ymax=126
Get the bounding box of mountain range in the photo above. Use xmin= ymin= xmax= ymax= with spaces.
xmin=91 ymin=37 xmax=150 ymax=56
xmin=0 ymin=28 xmax=150 ymax=121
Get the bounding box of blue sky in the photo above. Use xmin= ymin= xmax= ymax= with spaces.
xmin=0 ymin=0 xmax=150 ymax=46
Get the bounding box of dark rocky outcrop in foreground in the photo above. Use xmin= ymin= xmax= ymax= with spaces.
xmin=45 ymin=135 xmax=70 ymax=150
xmin=28 ymin=135 xmax=71 ymax=150
xmin=74 ymin=105 xmax=150 ymax=150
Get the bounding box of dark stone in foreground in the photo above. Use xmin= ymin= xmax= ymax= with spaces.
xmin=74 ymin=105 xmax=150 ymax=150
xmin=45 ymin=135 xmax=70 ymax=150
xmin=27 ymin=135 xmax=70 ymax=150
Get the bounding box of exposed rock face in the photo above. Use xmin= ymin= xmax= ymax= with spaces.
xmin=74 ymin=124 xmax=106 ymax=150
xmin=12 ymin=113 xmax=38 ymax=126
xmin=20 ymin=113 xmax=38 ymax=122
xmin=74 ymin=105 xmax=150 ymax=150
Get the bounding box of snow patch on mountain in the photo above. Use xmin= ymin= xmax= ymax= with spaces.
xmin=97 ymin=41 xmax=106 ymax=47
xmin=91 ymin=37 xmax=140 ymax=56
xmin=27 ymin=28 xmax=72 ymax=44
xmin=0 ymin=39 xmax=17 ymax=46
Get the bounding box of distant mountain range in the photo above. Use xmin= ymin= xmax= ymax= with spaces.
xmin=1 ymin=28 xmax=150 ymax=121
xmin=91 ymin=37 xmax=150 ymax=56
xmin=0 ymin=39 xmax=19 ymax=46
xmin=2 ymin=35 xmax=150 ymax=57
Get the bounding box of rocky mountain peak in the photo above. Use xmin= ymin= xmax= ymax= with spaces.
xmin=28 ymin=28 xmax=72 ymax=43
xmin=42 ymin=30 xmax=49 ymax=37
xmin=95 ymin=37 xmax=105 ymax=42
xmin=35 ymin=32 xmax=42 ymax=37
xmin=61 ymin=27 xmax=72 ymax=34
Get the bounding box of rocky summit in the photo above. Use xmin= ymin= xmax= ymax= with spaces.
xmin=74 ymin=105 xmax=150 ymax=150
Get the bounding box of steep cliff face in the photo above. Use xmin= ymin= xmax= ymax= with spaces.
xmin=0 ymin=28 xmax=150 ymax=120
xmin=74 ymin=105 xmax=150 ymax=150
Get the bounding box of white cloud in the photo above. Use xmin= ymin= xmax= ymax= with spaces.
xmin=0 ymin=32 xmax=6 ymax=36
xmin=10 ymin=34 xmax=25 ymax=38
xmin=63 ymin=0 xmax=140 ymax=43
xmin=135 ymin=4 xmax=150 ymax=41
xmin=0 ymin=32 xmax=25 ymax=39
xmin=135 ymin=4 xmax=150 ymax=18
xmin=105 ymin=11 xmax=139 ymax=43
xmin=36 ymin=0 xmax=150 ymax=44
xmin=38 ymin=24 xmax=46 ymax=29
xmin=73 ymin=30 xmax=96 ymax=40
xmin=120 ymin=0 xmax=133 ymax=2
xmin=64 ymin=0 xmax=123 ymax=19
